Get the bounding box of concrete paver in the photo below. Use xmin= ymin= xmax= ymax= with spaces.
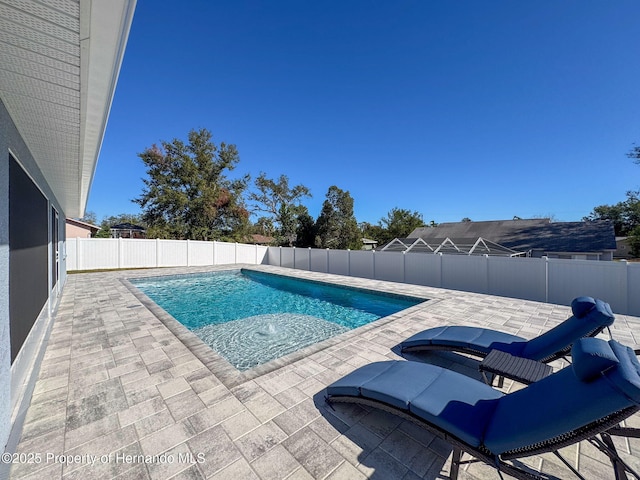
xmin=8 ymin=264 xmax=640 ymax=479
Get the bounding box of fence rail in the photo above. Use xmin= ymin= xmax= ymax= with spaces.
xmin=266 ymin=247 xmax=640 ymax=316
xmin=66 ymin=240 xmax=640 ymax=316
xmin=66 ymin=238 xmax=268 ymax=271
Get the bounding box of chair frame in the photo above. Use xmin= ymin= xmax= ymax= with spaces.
xmin=401 ymin=325 xmax=610 ymax=364
xmin=326 ymin=395 xmax=639 ymax=480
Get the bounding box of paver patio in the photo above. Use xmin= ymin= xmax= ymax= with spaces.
xmin=6 ymin=265 xmax=640 ymax=479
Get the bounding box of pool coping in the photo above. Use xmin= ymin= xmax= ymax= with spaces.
xmin=122 ymin=265 xmax=436 ymax=389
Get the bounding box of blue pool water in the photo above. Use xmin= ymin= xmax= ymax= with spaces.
xmin=131 ymin=269 xmax=422 ymax=370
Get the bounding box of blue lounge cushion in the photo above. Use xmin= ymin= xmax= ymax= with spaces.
xmin=606 ymin=340 xmax=640 ymax=403
xmin=519 ymin=297 xmax=615 ymax=361
xmin=326 ymin=360 xmax=503 ymax=448
xmin=327 ymin=338 xmax=640 ymax=457
xmin=401 ymin=326 xmax=526 ymax=356
xmin=408 ymin=368 xmax=502 ymax=447
xmin=571 ymin=296 xmax=596 ymax=318
xmin=484 ymin=338 xmax=639 ymax=454
xmin=326 ymin=361 xmax=395 ymax=397
xmin=400 ymin=296 xmax=615 ymax=363
xmin=572 ymin=337 xmax=619 ymax=382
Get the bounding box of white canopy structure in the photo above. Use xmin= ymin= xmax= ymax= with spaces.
xmin=380 ymin=237 xmax=526 ymax=257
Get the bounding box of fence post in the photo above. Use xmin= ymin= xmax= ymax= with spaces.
xmin=484 ymin=254 xmax=489 ymax=294
xmin=187 ymin=239 xmax=191 ymax=267
xmin=155 ymin=238 xmax=160 ymax=267
xmin=234 ymin=243 xmax=238 ymax=264
xmin=544 ymin=256 xmax=549 ymax=303
xmin=118 ymin=237 xmax=123 ymax=269
xmin=213 ymin=241 xmax=217 ymax=266
xmin=75 ymin=237 xmax=80 ymax=271
xmin=308 ymin=247 xmax=312 ymax=271
xmin=625 ymin=260 xmax=630 ymax=315
xmin=348 ymin=249 xmax=351 ymax=276
xmin=372 ymin=250 xmax=375 ymax=279
xmin=326 ymin=248 xmax=329 ymax=273
xmin=403 ymin=251 xmax=406 ymax=283
xmin=293 ymin=247 xmax=296 ymax=270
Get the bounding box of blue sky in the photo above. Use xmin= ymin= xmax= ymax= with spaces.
xmin=88 ymin=0 xmax=640 ymax=226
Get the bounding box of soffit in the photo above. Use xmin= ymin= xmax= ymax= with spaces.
xmin=0 ymin=0 xmax=135 ymax=217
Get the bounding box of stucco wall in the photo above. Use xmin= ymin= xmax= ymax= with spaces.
xmin=66 ymin=222 xmax=93 ymax=238
xmin=0 ymin=103 xmax=11 ymax=453
xmin=0 ymin=99 xmax=66 ymax=451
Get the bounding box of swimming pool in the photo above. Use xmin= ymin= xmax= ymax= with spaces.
xmin=131 ymin=269 xmax=423 ymax=370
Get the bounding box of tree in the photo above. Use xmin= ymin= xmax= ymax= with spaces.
xmin=360 ymin=222 xmax=386 ymax=243
xmin=252 ymin=217 xmax=276 ymax=237
xmin=379 ymin=208 xmax=424 ymax=243
xmin=583 ymin=190 xmax=639 ymax=237
xmin=628 ymin=143 xmax=640 ymax=166
xmin=248 ymin=173 xmax=311 ymax=245
xmin=134 ymin=129 xmax=250 ymax=241
xmin=79 ymin=211 xmax=98 ymax=225
xmin=629 ymin=225 xmax=640 ymax=257
xmin=315 ymin=186 xmax=361 ymax=249
xmin=295 ymin=209 xmax=316 ymax=247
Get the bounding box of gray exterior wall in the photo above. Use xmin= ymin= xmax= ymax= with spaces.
xmin=0 ymin=99 xmax=66 ymax=451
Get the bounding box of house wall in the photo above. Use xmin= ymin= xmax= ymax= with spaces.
xmin=66 ymin=222 xmax=93 ymax=238
xmin=0 ymin=99 xmax=66 ymax=451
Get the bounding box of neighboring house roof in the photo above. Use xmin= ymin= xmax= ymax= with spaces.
xmin=250 ymin=234 xmax=275 ymax=244
xmin=111 ymin=223 xmax=146 ymax=231
xmin=66 ymin=218 xmax=99 ymax=232
xmin=0 ymin=0 xmax=136 ymax=218
xmin=409 ymin=219 xmax=616 ymax=254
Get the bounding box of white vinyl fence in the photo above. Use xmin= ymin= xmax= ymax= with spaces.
xmin=67 ymin=238 xmax=268 ymax=271
xmin=266 ymin=247 xmax=640 ymax=316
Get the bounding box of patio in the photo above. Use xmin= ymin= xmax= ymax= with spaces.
xmin=7 ymin=265 xmax=640 ymax=479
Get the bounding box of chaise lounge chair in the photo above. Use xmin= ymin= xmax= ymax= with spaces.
xmin=326 ymin=337 xmax=640 ymax=480
xmin=400 ymin=296 xmax=615 ymax=363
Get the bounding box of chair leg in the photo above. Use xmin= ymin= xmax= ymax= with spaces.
xmin=599 ymin=433 xmax=634 ymax=480
xmin=449 ymin=448 xmax=462 ymax=480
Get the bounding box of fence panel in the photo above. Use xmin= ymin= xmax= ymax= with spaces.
xmin=487 ymin=256 xmax=546 ymax=302
xmin=404 ymin=252 xmax=438 ymax=286
xmin=266 ymin=246 xmax=280 ymax=266
xmin=66 ymin=238 xmax=77 ymax=270
xmin=122 ymin=239 xmax=157 ymax=268
xmin=309 ymin=249 xmax=329 ymax=273
xmin=349 ymin=250 xmax=374 ymax=279
xmin=77 ymin=238 xmax=119 ymax=270
xmin=547 ymin=259 xmax=628 ymax=313
xmin=280 ymin=247 xmax=295 ymax=268
xmin=157 ymin=240 xmax=188 ymax=267
xmin=189 ymin=241 xmax=214 ymax=266
xmin=327 ymin=250 xmax=349 ymax=276
xmin=627 ymin=263 xmax=640 ymax=316
xmin=214 ymin=241 xmax=237 ymax=264
xmin=235 ymin=244 xmax=263 ymax=264
xmin=441 ymin=254 xmax=488 ymax=294
xmin=374 ymin=252 xmax=405 ymax=283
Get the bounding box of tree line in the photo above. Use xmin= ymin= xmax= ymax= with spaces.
xmin=84 ymin=128 xmax=425 ymax=249
xmin=83 ymin=128 xmax=640 ymax=256
xmin=583 ymin=145 xmax=640 ymax=257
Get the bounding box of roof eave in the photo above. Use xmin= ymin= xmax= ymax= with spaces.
xmin=77 ymin=0 xmax=136 ymax=218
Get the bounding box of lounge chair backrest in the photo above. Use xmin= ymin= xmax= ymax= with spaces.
xmin=519 ymin=296 xmax=615 ymax=361
xmin=483 ymin=337 xmax=640 ymax=455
